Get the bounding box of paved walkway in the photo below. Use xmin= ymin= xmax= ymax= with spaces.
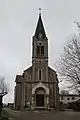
xmin=4 ymin=108 xmax=20 ymax=120
xmin=4 ymin=108 xmax=80 ymax=120
xmin=9 ymin=118 xmax=15 ymax=120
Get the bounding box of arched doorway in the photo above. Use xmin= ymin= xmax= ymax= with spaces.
xmin=35 ymin=88 xmax=45 ymax=107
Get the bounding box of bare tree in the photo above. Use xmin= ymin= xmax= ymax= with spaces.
xmin=0 ymin=77 xmax=8 ymax=116
xmin=0 ymin=77 xmax=8 ymax=95
xmin=57 ymin=34 xmax=80 ymax=94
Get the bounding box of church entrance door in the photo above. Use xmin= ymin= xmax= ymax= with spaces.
xmin=36 ymin=94 xmax=44 ymax=106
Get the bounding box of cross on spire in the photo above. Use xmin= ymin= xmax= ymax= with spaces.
xmin=39 ymin=8 xmax=42 ymax=16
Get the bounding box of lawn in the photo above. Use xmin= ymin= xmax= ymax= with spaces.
xmin=0 ymin=109 xmax=9 ymax=120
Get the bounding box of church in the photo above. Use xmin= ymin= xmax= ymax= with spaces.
xmin=14 ymin=12 xmax=60 ymax=110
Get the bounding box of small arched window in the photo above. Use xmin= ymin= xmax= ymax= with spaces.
xmin=39 ymin=69 xmax=42 ymax=80
xmin=36 ymin=46 xmax=40 ymax=55
xmin=41 ymin=46 xmax=44 ymax=55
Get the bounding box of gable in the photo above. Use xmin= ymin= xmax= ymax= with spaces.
xmin=48 ymin=66 xmax=58 ymax=83
xmin=48 ymin=66 xmax=56 ymax=73
xmin=24 ymin=66 xmax=32 ymax=73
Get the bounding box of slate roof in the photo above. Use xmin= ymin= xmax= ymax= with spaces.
xmin=34 ymin=14 xmax=46 ymax=39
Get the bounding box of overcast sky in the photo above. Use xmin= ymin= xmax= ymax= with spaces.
xmin=0 ymin=0 xmax=80 ymax=103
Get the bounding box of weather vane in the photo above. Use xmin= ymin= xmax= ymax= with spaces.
xmin=39 ymin=8 xmax=42 ymax=15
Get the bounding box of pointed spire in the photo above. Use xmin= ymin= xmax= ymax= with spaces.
xmin=34 ymin=9 xmax=46 ymax=38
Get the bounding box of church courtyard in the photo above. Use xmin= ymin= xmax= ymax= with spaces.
xmin=3 ymin=108 xmax=80 ymax=120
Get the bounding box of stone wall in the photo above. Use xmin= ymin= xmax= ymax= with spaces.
xmin=15 ymin=82 xmax=22 ymax=109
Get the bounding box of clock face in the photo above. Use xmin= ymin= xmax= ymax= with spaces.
xmin=39 ymin=33 xmax=43 ymax=38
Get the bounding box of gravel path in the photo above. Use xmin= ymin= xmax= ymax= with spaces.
xmin=4 ymin=108 xmax=80 ymax=120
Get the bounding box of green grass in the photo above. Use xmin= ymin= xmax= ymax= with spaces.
xmin=0 ymin=109 xmax=9 ymax=120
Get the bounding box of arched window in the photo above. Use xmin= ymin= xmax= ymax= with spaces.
xmin=41 ymin=46 xmax=44 ymax=55
xmin=39 ymin=69 xmax=42 ymax=80
xmin=36 ymin=45 xmax=44 ymax=56
xmin=36 ymin=46 xmax=40 ymax=55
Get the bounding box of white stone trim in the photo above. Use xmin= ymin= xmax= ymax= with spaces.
xmin=32 ymin=82 xmax=49 ymax=94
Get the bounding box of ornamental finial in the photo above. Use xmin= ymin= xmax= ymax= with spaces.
xmin=39 ymin=8 xmax=42 ymax=16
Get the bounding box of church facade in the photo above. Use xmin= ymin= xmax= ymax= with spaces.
xmin=14 ymin=13 xmax=60 ymax=110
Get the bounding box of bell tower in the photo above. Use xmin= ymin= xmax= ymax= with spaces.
xmin=32 ymin=12 xmax=48 ymax=82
